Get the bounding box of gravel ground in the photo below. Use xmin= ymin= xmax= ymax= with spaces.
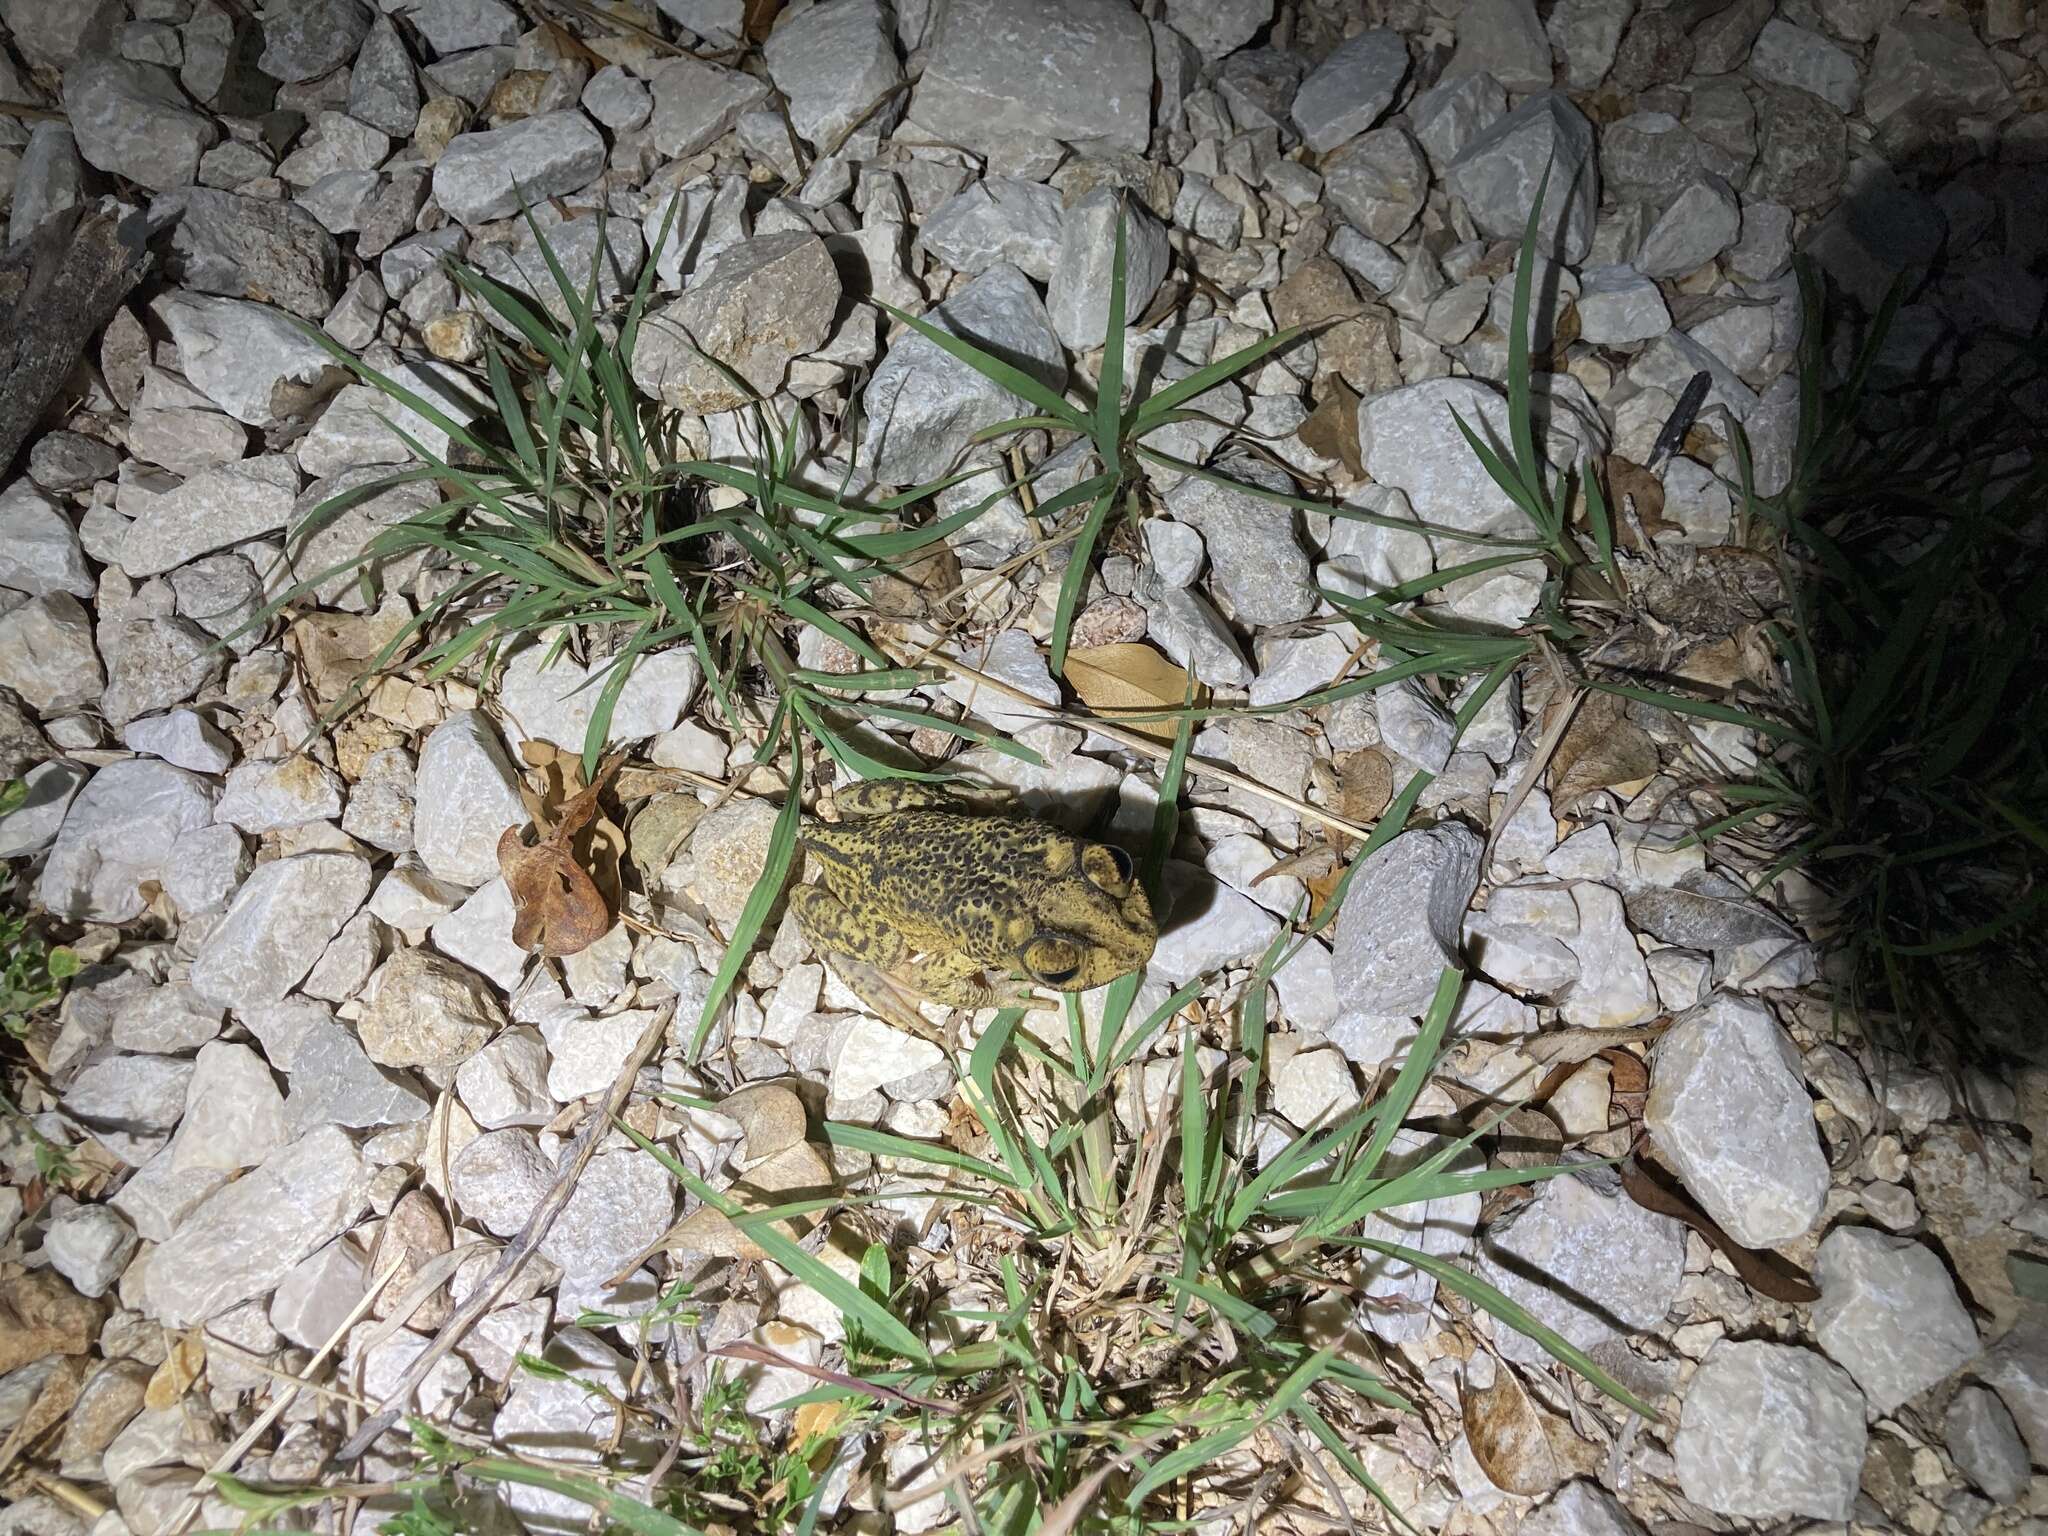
xmin=1 ymin=1 xmax=2046 ymax=1533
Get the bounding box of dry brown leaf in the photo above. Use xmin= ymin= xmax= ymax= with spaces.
xmin=1549 ymin=691 xmax=1658 ymax=808
xmin=1064 ymin=643 xmax=1197 ymax=741
xmin=1463 ymin=1363 xmax=1562 ymax=1496
xmin=1522 ymin=1022 xmax=1668 ymax=1069
xmin=500 ymin=751 xmax=624 ymax=957
xmin=1623 ymin=1154 xmax=1819 ymax=1304
xmin=145 ymin=1330 xmax=206 ymax=1409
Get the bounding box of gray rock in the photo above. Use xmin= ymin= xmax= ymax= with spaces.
xmin=646 ymin=56 xmax=770 ymax=158
xmin=163 ymin=823 xmax=252 ymax=915
xmin=358 ymin=946 xmax=507 ymax=1069
xmin=323 ymin=271 xmax=387 ymax=351
xmin=0 ymin=690 xmax=50 ymax=780
xmin=1139 ymin=583 xmax=1251 ymax=688
xmin=110 ymin=1144 xmax=227 ymax=1244
xmin=1751 ymin=85 xmax=1845 ymax=211
xmin=1475 ymin=1156 xmax=1685 ymax=1363
xmin=295 ymin=376 xmax=471 ymax=479
xmin=279 ymin=1004 xmax=433 ymax=1131
xmin=273 ymin=467 xmax=436 ymax=610
xmin=295 ymin=169 xmax=382 ymax=237
xmin=342 ymin=748 xmax=415 ymax=854
xmin=1147 ymin=861 xmax=1281 ymax=981
xmin=1576 ymin=264 xmax=1670 ymax=344
xmin=468 ymin=207 xmax=642 ymax=330
xmin=0 ymin=595 xmax=101 ymax=716
xmin=64 ymin=1052 xmax=193 ymax=1162
xmin=270 ymin=1240 xmax=366 ymax=1349
xmin=169 ymin=555 xmax=265 ymax=650
xmin=171 ymin=1041 xmax=289 ymax=1174
xmin=1635 ymin=174 xmax=1741 ymax=279
xmin=0 ymin=759 xmax=87 ymax=859
xmin=1748 ymin=19 xmax=1860 ymax=114
xmin=27 ymin=431 xmax=120 ymax=494
xmin=125 ymin=405 xmax=253 ymax=477
xmin=110 ymin=982 xmax=225 ymax=1054
xmin=581 ymin=65 xmax=650 ymax=131
xmin=496 ymin=637 xmax=702 ymax=757
xmin=1946 ymin=1385 xmax=2030 ymax=1505
xmin=1162 ymin=457 xmax=1313 ymax=624
xmin=1811 ymin=1226 xmax=1976 ymax=1412
xmin=1644 ymin=994 xmax=1828 ymax=1248
xmin=348 ymin=15 xmax=421 ymax=136
xmin=43 ymin=1203 xmax=138 ymax=1299
xmin=0 ymin=480 xmax=93 ymax=598
xmin=630 ymin=232 xmax=840 ymax=414
xmin=260 ymin=0 xmax=371 ymax=80
xmin=1331 ymin=823 xmax=1482 ymax=1022
xmin=1411 ymin=73 xmax=1506 ymax=176
xmin=449 ymin=1127 xmax=554 ymax=1237
xmin=910 ymin=0 xmax=1152 ymax=156
xmin=1446 ymin=92 xmax=1598 ymax=263
xmin=1291 ymin=29 xmax=1407 ymax=154
xmin=0 ymin=0 xmax=123 ymax=67
xmin=1864 ymin=15 xmax=2011 ymax=126
xmin=431 ymin=111 xmax=605 ymax=225
xmin=1546 ymin=0 xmax=1635 ymax=89
xmin=116 ymin=455 xmax=299 ymax=579
xmin=413 ymin=711 xmax=528 ymax=887
xmin=39 ymin=759 xmax=215 ymax=923
xmin=1522 ymin=1483 xmax=1645 ymax=1536
xmin=1323 ymin=126 xmax=1427 ymax=245
xmin=862 ymin=263 xmax=1066 ymax=485
xmin=190 ymin=852 xmax=373 ymax=1010
xmin=156 ymin=296 xmax=348 ymax=429
xmin=1047 ymin=190 xmax=1171 ymax=351
xmin=214 ymin=757 xmax=348 ymax=833
xmin=918 ymin=179 xmax=1065 ymax=282
xmin=537 ymin=1145 xmax=675 ymax=1285
xmin=9 ymin=124 xmax=85 ymax=248
xmin=99 ymin=616 xmax=222 ymax=730
xmin=1601 ymin=111 xmax=1702 ymax=210
xmin=155 ymin=188 xmax=343 ymax=320
xmin=430 ymin=877 xmax=527 ymax=989
xmin=1979 ymin=1318 xmax=2048 ymax=1463
xmin=143 ymin=1124 xmax=370 ymax=1328
xmin=61 ymin=59 xmax=217 ymax=190
xmin=764 ymin=0 xmax=902 ymax=156
xmin=1673 ymin=1340 xmax=1866 ymax=1519
xmin=455 ymin=1025 xmax=551 ymax=1128
xmin=1444 ymin=0 xmax=1551 ymax=92
xmin=1355 ymin=376 xmax=1600 ymax=538
xmin=1161 ymin=0 xmax=1269 ymax=59
xmin=403 ymin=0 xmax=520 ymax=52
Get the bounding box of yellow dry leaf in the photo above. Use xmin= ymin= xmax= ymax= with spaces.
xmin=145 ymin=1330 xmax=206 ymax=1409
xmin=1064 ymin=643 xmax=1198 ymax=742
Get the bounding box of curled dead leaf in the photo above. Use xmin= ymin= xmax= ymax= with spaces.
xmin=499 ymin=751 xmax=625 ymax=957
xmin=1064 ymin=643 xmax=1198 ymax=742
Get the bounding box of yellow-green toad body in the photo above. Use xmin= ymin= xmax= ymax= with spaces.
xmin=793 ymin=782 xmax=1156 ymax=1032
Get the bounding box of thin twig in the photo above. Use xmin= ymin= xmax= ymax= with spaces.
xmin=330 ymin=1002 xmax=674 ymax=1462
xmin=0 ymin=100 xmax=63 ymax=122
xmin=163 ymin=1254 xmax=408 ymax=1536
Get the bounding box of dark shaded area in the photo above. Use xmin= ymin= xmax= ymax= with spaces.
xmin=0 ymin=200 xmax=149 ymax=478
xmin=1758 ymin=142 xmax=2048 ymax=1072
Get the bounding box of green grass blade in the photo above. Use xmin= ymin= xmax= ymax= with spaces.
xmin=1095 ymin=204 xmax=1127 ymax=463
xmin=689 ymin=760 xmax=803 ymax=1059
xmin=873 ymin=297 xmax=1085 ymax=432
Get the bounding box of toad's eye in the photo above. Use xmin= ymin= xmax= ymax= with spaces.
xmin=1082 ymin=842 xmax=1135 ymax=891
xmin=1023 ymin=936 xmax=1083 ymax=986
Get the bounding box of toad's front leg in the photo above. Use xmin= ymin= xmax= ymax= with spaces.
xmin=905 ymin=951 xmax=1058 ymax=1015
